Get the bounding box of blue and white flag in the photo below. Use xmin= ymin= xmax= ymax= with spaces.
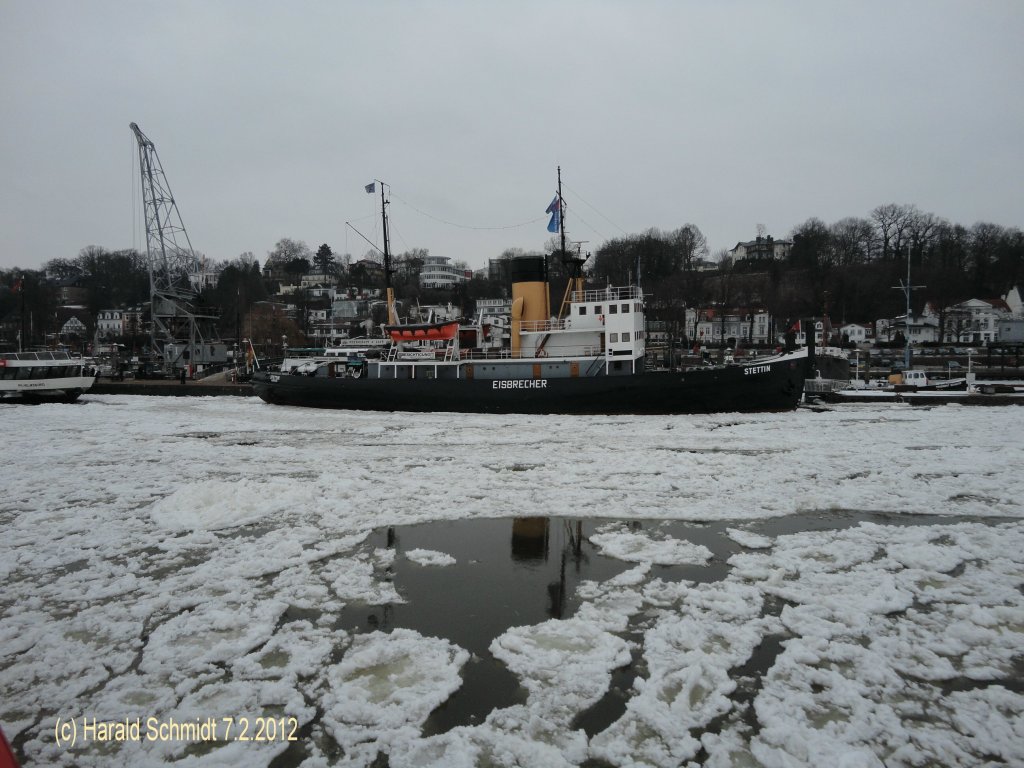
xmin=545 ymin=195 xmax=560 ymax=233
xmin=365 ymin=182 xmax=376 ymax=194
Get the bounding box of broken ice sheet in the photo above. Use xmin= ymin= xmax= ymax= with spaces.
xmin=321 ymin=628 xmax=470 ymax=765
xmin=591 ymin=525 xmax=713 ymax=565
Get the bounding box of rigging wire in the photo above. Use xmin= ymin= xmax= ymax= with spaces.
xmin=561 ymin=203 xmax=609 ymax=245
xmin=346 ymin=211 xmax=379 ymax=255
xmin=345 ymin=221 xmax=383 ymax=256
xmin=561 ymin=181 xmax=628 ymax=236
xmin=130 ymin=134 xmax=138 ymax=253
xmin=390 ymin=192 xmax=546 ymax=231
xmin=388 ymin=220 xmax=411 ymax=254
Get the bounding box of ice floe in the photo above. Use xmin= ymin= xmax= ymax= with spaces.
xmin=591 ymin=525 xmax=714 ymax=565
xmin=406 ymin=548 xmax=457 ymax=567
xmin=1 ymin=397 xmax=1023 ymax=767
xmin=321 ymin=628 xmax=469 ymax=765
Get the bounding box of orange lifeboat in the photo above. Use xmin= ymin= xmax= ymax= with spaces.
xmin=386 ymin=321 xmax=460 ymax=342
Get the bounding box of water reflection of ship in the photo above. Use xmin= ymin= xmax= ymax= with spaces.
xmin=511 ymin=517 xmax=584 ymax=620
xmin=361 ymin=526 xmax=398 ymax=633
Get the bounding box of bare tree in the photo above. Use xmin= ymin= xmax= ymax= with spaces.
xmin=672 ymin=224 xmax=708 ymax=273
xmin=265 ymin=238 xmax=313 ymax=274
xmin=830 ymin=217 xmax=874 ymax=266
xmin=871 ymin=204 xmax=918 ymax=261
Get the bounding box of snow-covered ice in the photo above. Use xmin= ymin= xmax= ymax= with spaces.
xmin=591 ymin=524 xmax=714 ymax=565
xmin=405 ymin=548 xmax=457 ymax=567
xmin=1 ymin=395 xmax=1022 ymax=767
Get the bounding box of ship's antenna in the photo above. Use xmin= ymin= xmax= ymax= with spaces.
xmin=557 ymin=166 xmax=566 ymax=259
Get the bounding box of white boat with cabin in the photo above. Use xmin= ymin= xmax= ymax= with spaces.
xmin=0 ymin=351 xmax=97 ymax=403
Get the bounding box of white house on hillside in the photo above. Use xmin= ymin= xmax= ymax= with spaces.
xmin=96 ymin=309 xmax=125 ymax=338
xmin=188 ymin=268 xmax=220 ymax=292
xmin=840 ymin=323 xmax=872 ymax=344
xmin=942 ymin=298 xmax=1011 ymax=343
xmin=686 ymin=308 xmax=772 ymax=345
xmin=728 ymin=236 xmax=792 ymax=261
xmin=61 ymin=316 xmax=87 ymax=337
xmin=876 ymin=315 xmax=940 ymax=343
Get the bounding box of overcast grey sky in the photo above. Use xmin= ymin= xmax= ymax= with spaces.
xmin=1 ymin=0 xmax=1021 ymax=273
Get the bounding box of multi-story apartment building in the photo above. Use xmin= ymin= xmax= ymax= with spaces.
xmin=419 ymin=256 xmax=470 ymax=290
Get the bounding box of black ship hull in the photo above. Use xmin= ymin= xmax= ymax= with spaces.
xmin=813 ymin=351 xmax=851 ymax=383
xmin=251 ymin=352 xmax=808 ymax=415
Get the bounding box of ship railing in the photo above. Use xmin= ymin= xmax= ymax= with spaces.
xmin=455 ymin=346 xmax=604 ymax=361
xmin=1 ymin=351 xmax=77 ymax=362
xmin=570 ymin=285 xmax=643 ymax=303
xmin=518 ymin=319 xmax=569 ymax=333
xmin=380 ymin=346 xmax=609 ymax=363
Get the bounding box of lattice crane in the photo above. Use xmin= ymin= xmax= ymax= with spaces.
xmin=130 ymin=122 xmax=222 ymax=371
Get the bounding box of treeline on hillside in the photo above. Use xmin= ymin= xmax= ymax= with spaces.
xmin=588 ymin=206 xmax=1022 ymax=334
xmin=1 ymin=247 xmax=151 ymax=347
xmin=2 ymin=203 xmax=1021 ymax=350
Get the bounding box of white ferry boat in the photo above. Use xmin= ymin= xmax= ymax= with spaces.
xmin=0 ymin=351 xmax=96 ymax=403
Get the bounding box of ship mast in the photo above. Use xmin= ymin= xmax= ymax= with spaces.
xmin=557 ymin=166 xmax=566 ymax=259
xmin=378 ymin=182 xmax=398 ymax=326
xmin=554 ymin=167 xmax=587 ymax=320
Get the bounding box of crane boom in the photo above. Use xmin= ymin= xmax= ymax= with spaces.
xmin=130 ymin=122 xmax=200 ymax=299
xmin=130 ymin=122 xmax=224 ymax=372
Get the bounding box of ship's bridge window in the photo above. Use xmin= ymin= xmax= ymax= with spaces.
xmin=608 ymin=305 xmax=618 ymax=314
xmin=578 ymin=306 xmax=587 ymax=315
xmin=594 ymin=305 xmax=602 ymax=314
xmin=610 ymin=333 xmax=618 ymax=342
xmin=621 ymin=303 xmax=629 ymax=313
